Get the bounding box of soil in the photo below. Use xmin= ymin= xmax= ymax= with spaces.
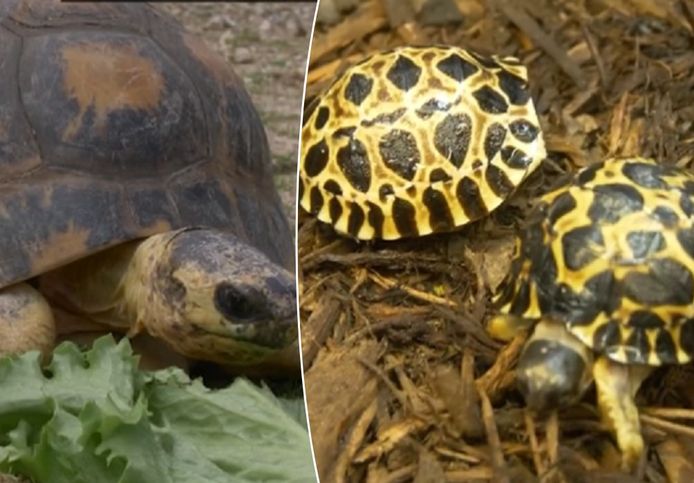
xmin=163 ymin=2 xmax=317 ymax=224
xmin=299 ymin=0 xmax=694 ymax=481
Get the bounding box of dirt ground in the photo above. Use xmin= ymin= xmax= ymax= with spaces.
xmin=299 ymin=0 xmax=694 ymax=481
xmin=163 ymin=2 xmax=317 ymax=224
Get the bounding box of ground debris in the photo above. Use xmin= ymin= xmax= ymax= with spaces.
xmin=301 ymin=0 xmax=694 ymax=480
xmin=305 ymin=340 xmax=382 ymax=481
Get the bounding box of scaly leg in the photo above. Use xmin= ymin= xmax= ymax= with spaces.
xmin=487 ymin=313 xmax=535 ymax=341
xmin=593 ymin=355 xmax=653 ymax=471
xmin=0 ymin=283 xmax=55 ymax=358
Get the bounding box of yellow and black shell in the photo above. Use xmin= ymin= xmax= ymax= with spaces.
xmin=495 ymin=157 xmax=694 ymax=365
xmin=300 ymin=46 xmax=546 ymax=240
xmin=0 ymin=0 xmax=293 ymax=287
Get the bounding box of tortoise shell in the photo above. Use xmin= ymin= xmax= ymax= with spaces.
xmin=300 ymin=46 xmax=546 ymax=240
xmin=494 ymin=157 xmax=694 ymax=366
xmin=0 ymin=0 xmax=293 ymax=287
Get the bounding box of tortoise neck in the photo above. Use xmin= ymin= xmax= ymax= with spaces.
xmin=38 ymin=241 xmax=141 ymax=331
xmin=121 ymin=231 xmax=183 ymax=339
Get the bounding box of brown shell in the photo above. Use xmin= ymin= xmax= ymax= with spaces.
xmin=0 ymin=0 xmax=293 ymax=286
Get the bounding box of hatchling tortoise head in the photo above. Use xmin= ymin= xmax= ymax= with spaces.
xmin=300 ymin=45 xmax=546 ymax=240
xmin=0 ymin=0 xmax=293 ymax=286
xmin=490 ymin=157 xmax=694 ymax=468
xmin=0 ymin=0 xmax=297 ymax=371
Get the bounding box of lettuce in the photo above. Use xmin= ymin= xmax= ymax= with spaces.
xmin=0 ymin=337 xmax=316 ymax=483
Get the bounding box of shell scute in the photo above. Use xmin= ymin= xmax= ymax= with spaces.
xmin=0 ymin=1 xmax=293 ymax=286
xmin=301 ymin=46 xmax=546 ymax=240
xmin=495 ymin=157 xmax=694 ymax=365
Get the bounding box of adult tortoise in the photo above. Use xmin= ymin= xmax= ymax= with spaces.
xmin=0 ymin=0 xmax=297 ymax=373
xmin=300 ymin=46 xmax=546 ymax=240
xmin=490 ymin=157 xmax=694 ymax=469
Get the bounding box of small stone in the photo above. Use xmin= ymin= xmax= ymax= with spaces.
xmin=204 ymin=14 xmax=234 ymax=30
xmin=233 ymin=47 xmax=253 ymax=64
xmin=259 ymin=18 xmax=273 ymax=35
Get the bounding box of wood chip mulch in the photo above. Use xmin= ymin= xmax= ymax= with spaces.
xmin=299 ymin=0 xmax=694 ymax=481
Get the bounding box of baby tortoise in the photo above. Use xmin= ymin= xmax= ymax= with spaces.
xmin=0 ymin=0 xmax=297 ymax=374
xmin=490 ymin=157 xmax=694 ymax=469
xmin=300 ymin=46 xmax=546 ymax=239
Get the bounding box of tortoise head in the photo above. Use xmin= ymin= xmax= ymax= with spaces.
xmin=128 ymin=228 xmax=297 ymax=367
xmin=516 ymin=319 xmax=594 ymax=415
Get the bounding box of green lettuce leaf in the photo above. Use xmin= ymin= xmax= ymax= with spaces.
xmin=0 ymin=336 xmax=316 ymax=483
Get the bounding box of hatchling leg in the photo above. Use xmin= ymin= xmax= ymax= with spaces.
xmin=593 ymin=356 xmax=653 ymax=471
xmin=487 ymin=313 xmax=535 ymax=341
xmin=0 ymin=283 xmax=56 ymax=358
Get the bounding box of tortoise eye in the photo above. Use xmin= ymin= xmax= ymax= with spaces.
xmin=214 ymin=283 xmax=259 ymax=322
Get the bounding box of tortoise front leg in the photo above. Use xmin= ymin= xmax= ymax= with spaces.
xmin=0 ymin=283 xmax=55 ymax=358
xmin=593 ymin=355 xmax=653 ymax=471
